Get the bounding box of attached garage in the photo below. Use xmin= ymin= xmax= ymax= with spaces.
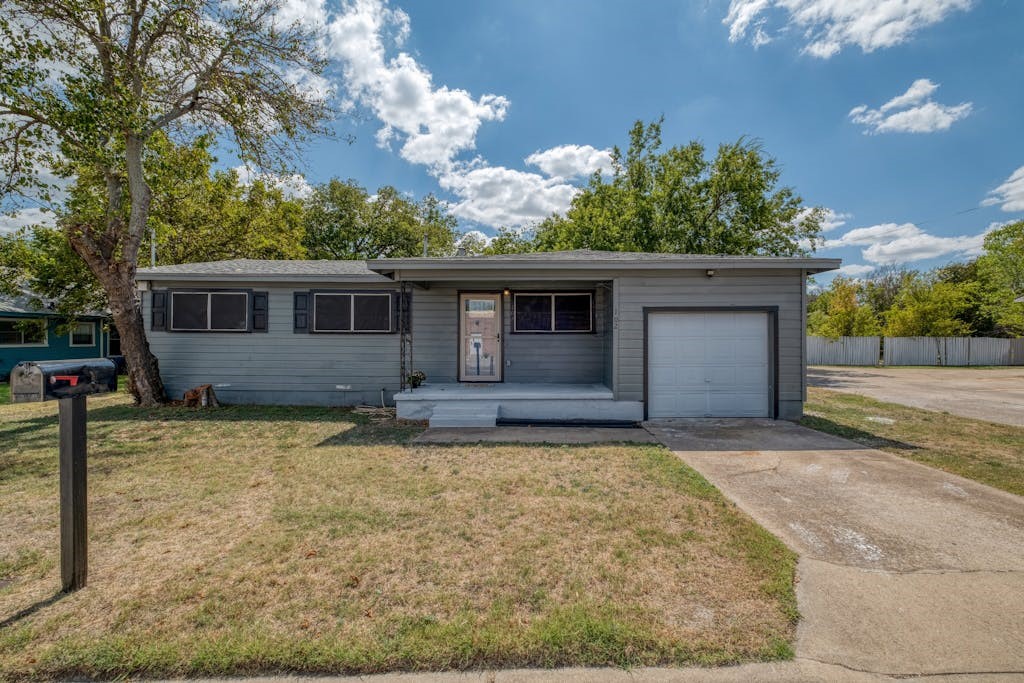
xmin=645 ymin=309 xmax=774 ymax=419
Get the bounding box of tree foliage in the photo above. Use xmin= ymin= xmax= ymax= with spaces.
xmin=529 ymin=119 xmax=823 ymax=255
xmin=807 ymin=277 xmax=881 ymax=338
xmin=301 ymin=178 xmax=459 ymax=259
xmin=1 ymin=136 xmax=307 ymax=320
xmin=808 ymin=222 xmax=1024 ymax=339
xmin=0 ymin=0 xmax=331 ymax=405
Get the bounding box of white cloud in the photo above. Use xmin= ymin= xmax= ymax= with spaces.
xmin=827 ymin=222 xmax=920 ymax=247
xmin=525 ymin=145 xmax=613 ymax=179
xmin=982 ymin=165 xmax=1024 ymax=212
xmin=0 ymin=207 xmax=56 ymax=235
xmin=233 ymin=165 xmax=313 ymax=199
xmin=438 ymin=166 xmax=577 ymax=227
xmin=835 ymin=263 xmax=876 ymax=278
xmin=724 ymin=0 xmax=974 ymax=58
xmin=324 ymin=0 xmax=508 ymax=172
xmin=849 ymin=79 xmax=972 ymax=134
xmin=825 ymin=221 xmax=997 ymax=265
xmin=818 ymin=208 xmax=851 ymax=232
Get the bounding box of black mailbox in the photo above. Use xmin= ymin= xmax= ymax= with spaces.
xmin=10 ymin=358 xmax=118 ymax=403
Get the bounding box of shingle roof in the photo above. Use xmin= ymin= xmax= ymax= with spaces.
xmin=0 ymin=290 xmax=106 ymax=318
xmin=368 ymin=249 xmax=841 ymax=274
xmin=135 ymin=250 xmax=841 ymax=283
xmin=136 ymin=259 xmax=389 ymax=282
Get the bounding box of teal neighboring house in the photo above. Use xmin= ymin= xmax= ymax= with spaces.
xmin=0 ymin=291 xmax=118 ymax=380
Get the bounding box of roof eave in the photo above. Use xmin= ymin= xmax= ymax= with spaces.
xmin=135 ymin=272 xmax=389 ymax=283
xmin=368 ymin=258 xmax=842 ymax=277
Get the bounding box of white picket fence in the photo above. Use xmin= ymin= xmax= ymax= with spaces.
xmin=807 ymin=336 xmax=1024 ymax=366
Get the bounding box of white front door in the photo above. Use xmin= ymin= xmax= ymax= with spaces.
xmin=459 ymin=293 xmax=502 ymax=382
xmin=647 ymin=311 xmax=770 ymax=418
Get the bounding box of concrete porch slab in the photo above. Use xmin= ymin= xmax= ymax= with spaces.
xmin=412 ymin=425 xmax=657 ymax=444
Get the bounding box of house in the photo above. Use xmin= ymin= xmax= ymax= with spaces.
xmin=135 ymin=250 xmax=840 ymax=426
xmin=0 ymin=291 xmax=117 ymax=380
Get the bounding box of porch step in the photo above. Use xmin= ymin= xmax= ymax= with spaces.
xmin=428 ymin=402 xmax=499 ymax=428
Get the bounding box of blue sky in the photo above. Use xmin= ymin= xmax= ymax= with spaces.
xmin=287 ymin=0 xmax=1024 ymax=282
xmin=5 ymin=0 xmax=1022 ymax=283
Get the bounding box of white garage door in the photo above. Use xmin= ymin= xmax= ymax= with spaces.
xmin=647 ymin=311 xmax=770 ymax=418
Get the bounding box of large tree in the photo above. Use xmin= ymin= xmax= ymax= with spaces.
xmin=1 ymin=135 xmax=307 ymax=318
xmin=302 ymin=178 xmax=460 ymax=259
xmin=531 ymin=119 xmax=824 ymax=255
xmin=975 ymin=220 xmax=1024 ymax=336
xmin=807 ymin=277 xmax=881 ymax=338
xmin=0 ymin=0 xmax=330 ymax=405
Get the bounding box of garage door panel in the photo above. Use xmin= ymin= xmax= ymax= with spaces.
xmin=647 ymin=311 xmax=770 ymax=418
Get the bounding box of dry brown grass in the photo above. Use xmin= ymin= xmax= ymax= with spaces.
xmin=0 ymin=393 xmax=795 ymax=680
xmin=804 ymin=387 xmax=1024 ymax=496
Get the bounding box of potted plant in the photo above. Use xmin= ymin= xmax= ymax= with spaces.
xmin=407 ymin=370 xmax=426 ymax=389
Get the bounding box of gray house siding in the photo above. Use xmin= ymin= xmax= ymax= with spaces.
xmin=613 ymin=269 xmax=805 ymax=419
xmin=144 ymin=281 xmax=401 ymax=405
xmin=410 ymin=282 xmax=610 ymax=386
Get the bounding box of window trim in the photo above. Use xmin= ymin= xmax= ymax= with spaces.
xmin=169 ymin=289 xmax=252 ymax=333
xmin=69 ymin=321 xmax=96 ymax=347
xmin=310 ymin=290 xmax=394 ymax=334
xmin=0 ymin=318 xmax=49 ymax=347
xmin=512 ymin=291 xmax=594 ymax=334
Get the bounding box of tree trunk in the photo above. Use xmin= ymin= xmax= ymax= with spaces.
xmin=103 ymin=270 xmax=167 ymax=407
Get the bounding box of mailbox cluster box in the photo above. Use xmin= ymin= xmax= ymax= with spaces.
xmin=10 ymin=359 xmax=118 ymax=403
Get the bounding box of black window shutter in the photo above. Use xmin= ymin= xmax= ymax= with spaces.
xmin=151 ymin=290 xmax=168 ymax=331
xmin=294 ymin=292 xmax=309 ymax=332
xmin=251 ymin=292 xmax=269 ymax=332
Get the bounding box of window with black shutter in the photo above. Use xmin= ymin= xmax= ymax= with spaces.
xmin=169 ymin=291 xmax=251 ymax=332
xmin=310 ymin=292 xmax=394 ymax=333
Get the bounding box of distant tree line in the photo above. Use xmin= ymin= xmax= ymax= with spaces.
xmin=808 ymin=221 xmax=1024 ymax=339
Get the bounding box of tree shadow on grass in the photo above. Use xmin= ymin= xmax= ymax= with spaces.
xmin=800 ymin=414 xmax=919 ymax=451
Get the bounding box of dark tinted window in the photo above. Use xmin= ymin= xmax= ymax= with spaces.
xmin=314 ymin=294 xmax=351 ymax=331
xmin=514 ymin=295 xmax=552 ymax=331
xmin=554 ymin=294 xmax=591 ymax=331
xmin=171 ymin=293 xmax=208 ymax=330
xmin=353 ymin=294 xmax=391 ymax=331
xmin=71 ymin=322 xmax=95 ymax=346
xmin=210 ymin=293 xmax=248 ymax=330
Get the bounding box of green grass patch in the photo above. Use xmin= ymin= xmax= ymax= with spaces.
xmin=0 ymin=394 xmax=796 ymax=680
xmin=804 ymin=387 xmax=1024 ymax=496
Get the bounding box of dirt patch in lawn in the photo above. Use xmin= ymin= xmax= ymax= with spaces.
xmin=804 ymin=387 xmax=1024 ymax=497
xmin=0 ymin=395 xmax=795 ymax=680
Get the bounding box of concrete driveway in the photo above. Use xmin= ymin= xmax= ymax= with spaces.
xmin=646 ymin=419 xmax=1024 ymax=678
xmin=809 ymin=366 xmax=1024 ymax=426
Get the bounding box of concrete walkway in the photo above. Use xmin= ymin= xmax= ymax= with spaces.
xmin=808 ymin=366 xmax=1024 ymax=427
xmin=645 ymin=419 xmax=1024 ymax=678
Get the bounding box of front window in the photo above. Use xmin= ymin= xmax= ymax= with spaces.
xmin=70 ymin=321 xmax=95 ymax=347
xmin=0 ymin=319 xmax=47 ymax=346
xmin=171 ymin=292 xmax=249 ymax=331
xmin=513 ymin=293 xmax=593 ymax=333
xmin=313 ymin=292 xmax=392 ymax=333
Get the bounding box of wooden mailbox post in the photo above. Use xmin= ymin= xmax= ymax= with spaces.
xmin=10 ymin=359 xmax=117 ymax=592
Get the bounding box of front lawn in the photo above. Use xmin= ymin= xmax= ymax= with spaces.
xmin=803 ymin=387 xmax=1024 ymax=497
xmin=0 ymin=394 xmax=796 ymax=680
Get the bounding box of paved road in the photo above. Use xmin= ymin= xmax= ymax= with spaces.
xmin=808 ymin=366 xmax=1024 ymax=427
xmin=646 ymin=419 xmax=1024 ymax=678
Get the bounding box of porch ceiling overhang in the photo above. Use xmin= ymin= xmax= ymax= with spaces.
xmin=368 ymin=253 xmax=841 ymax=281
